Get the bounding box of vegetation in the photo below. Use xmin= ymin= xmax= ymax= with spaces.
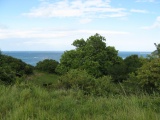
xmin=0 ymin=74 xmax=159 ymax=120
xmin=36 ymin=59 xmax=59 ymax=74
xmin=56 ymin=33 xmax=122 ymax=78
xmin=0 ymin=34 xmax=160 ymax=119
xmin=127 ymin=58 xmax=160 ymax=93
xmin=0 ymin=53 xmax=34 ymax=84
xmin=57 ymin=69 xmax=119 ymax=96
xmin=147 ymin=43 xmax=160 ymax=59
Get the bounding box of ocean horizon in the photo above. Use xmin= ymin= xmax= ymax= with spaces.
xmin=2 ymin=51 xmax=151 ymax=66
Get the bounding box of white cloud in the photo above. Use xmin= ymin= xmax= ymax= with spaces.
xmin=130 ymin=9 xmax=148 ymax=13
xmin=23 ymin=0 xmax=127 ymax=19
xmin=0 ymin=29 xmax=68 ymax=39
xmin=141 ymin=16 xmax=160 ymax=29
xmin=0 ymin=28 xmax=129 ymax=40
xmin=0 ymin=27 xmax=129 ymax=51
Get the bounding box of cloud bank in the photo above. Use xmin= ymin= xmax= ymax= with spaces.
xmin=23 ymin=0 xmax=127 ymax=19
xmin=0 ymin=28 xmax=129 ymax=40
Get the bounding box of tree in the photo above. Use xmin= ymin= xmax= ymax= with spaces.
xmin=153 ymin=43 xmax=160 ymax=58
xmin=129 ymin=58 xmax=160 ymax=93
xmin=0 ymin=49 xmax=2 ymax=55
xmin=72 ymin=38 xmax=86 ymax=48
xmin=124 ymin=55 xmax=143 ymax=75
xmin=107 ymin=58 xmax=126 ymax=82
xmin=56 ymin=33 xmax=122 ymax=78
xmin=36 ymin=59 xmax=59 ymax=74
xmin=148 ymin=43 xmax=160 ymax=59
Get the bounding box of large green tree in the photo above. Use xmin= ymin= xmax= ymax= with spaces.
xmin=56 ymin=33 xmax=122 ymax=78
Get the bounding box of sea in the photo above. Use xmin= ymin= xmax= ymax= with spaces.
xmin=2 ymin=51 xmax=151 ymax=66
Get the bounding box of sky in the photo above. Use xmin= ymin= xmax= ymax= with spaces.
xmin=0 ymin=0 xmax=160 ymax=51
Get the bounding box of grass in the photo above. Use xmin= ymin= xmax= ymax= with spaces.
xmin=25 ymin=71 xmax=59 ymax=86
xmin=0 ymin=72 xmax=160 ymax=120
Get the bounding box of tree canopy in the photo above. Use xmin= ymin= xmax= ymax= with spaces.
xmin=36 ymin=59 xmax=59 ymax=73
xmin=56 ymin=33 xmax=122 ymax=78
xmin=148 ymin=43 xmax=160 ymax=59
xmin=0 ymin=53 xmax=34 ymax=84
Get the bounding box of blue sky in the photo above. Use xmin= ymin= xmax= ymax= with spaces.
xmin=0 ymin=0 xmax=160 ymax=51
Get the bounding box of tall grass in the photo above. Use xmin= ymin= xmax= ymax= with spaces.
xmin=25 ymin=71 xmax=59 ymax=86
xmin=0 ymin=82 xmax=159 ymax=120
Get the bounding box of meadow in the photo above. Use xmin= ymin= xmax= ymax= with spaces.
xmin=0 ymin=72 xmax=160 ymax=120
xmin=1 ymin=35 xmax=160 ymax=120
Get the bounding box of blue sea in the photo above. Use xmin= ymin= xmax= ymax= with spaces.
xmin=2 ymin=51 xmax=151 ymax=66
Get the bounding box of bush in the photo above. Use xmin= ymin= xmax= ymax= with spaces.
xmin=136 ymin=59 xmax=160 ymax=92
xmin=56 ymin=69 xmax=120 ymax=96
xmin=0 ymin=66 xmax=16 ymax=85
xmin=0 ymin=53 xmax=34 ymax=85
xmin=57 ymin=69 xmax=95 ymax=95
xmin=36 ymin=59 xmax=59 ymax=74
xmin=0 ymin=54 xmax=34 ymax=76
xmin=95 ymin=76 xmax=120 ymax=96
xmin=24 ymin=65 xmax=34 ymax=75
xmin=127 ymin=58 xmax=160 ymax=93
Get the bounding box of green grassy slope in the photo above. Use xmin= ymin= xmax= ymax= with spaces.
xmin=0 ymin=72 xmax=159 ymax=120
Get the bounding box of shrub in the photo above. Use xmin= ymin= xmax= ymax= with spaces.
xmin=136 ymin=58 xmax=160 ymax=92
xmin=36 ymin=59 xmax=59 ymax=74
xmin=0 ymin=53 xmax=34 ymax=85
xmin=0 ymin=66 xmax=16 ymax=85
xmin=57 ymin=69 xmax=120 ymax=96
xmin=24 ymin=65 xmax=34 ymax=75
xmin=127 ymin=58 xmax=160 ymax=94
xmin=57 ymin=69 xmax=95 ymax=95
xmin=0 ymin=54 xmax=34 ymax=76
xmin=95 ymin=76 xmax=120 ymax=96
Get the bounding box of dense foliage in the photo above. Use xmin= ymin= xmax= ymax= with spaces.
xmin=127 ymin=58 xmax=160 ymax=93
xmin=56 ymin=34 xmax=147 ymax=84
xmin=1 ymin=35 xmax=159 ymax=94
xmin=56 ymin=34 xmax=160 ymax=94
xmin=36 ymin=59 xmax=59 ymax=73
xmin=0 ymin=53 xmax=34 ymax=84
xmin=0 ymin=66 xmax=16 ymax=85
xmin=56 ymin=33 xmax=122 ymax=79
xmin=57 ymin=69 xmax=119 ymax=96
